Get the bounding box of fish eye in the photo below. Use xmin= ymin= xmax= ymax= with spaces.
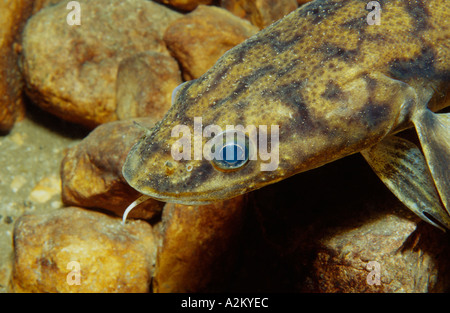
xmin=212 ymin=130 xmax=250 ymax=171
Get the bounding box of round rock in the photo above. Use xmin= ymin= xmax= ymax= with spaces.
xmin=10 ymin=207 xmax=157 ymax=292
xmin=20 ymin=0 xmax=180 ymax=128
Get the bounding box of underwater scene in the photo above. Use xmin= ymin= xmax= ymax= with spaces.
xmin=0 ymin=0 xmax=449 ymax=295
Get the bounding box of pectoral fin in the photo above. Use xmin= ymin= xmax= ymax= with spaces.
xmin=361 ymin=136 xmax=450 ymax=231
xmin=412 ymin=110 xmax=450 ymax=213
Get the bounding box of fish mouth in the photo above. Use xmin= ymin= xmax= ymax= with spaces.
xmin=123 ymin=165 xmax=251 ymax=205
xmin=134 ymin=188 xmax=218 ymax=205
xmin=122 ymin=163 xmax=232 ymax=205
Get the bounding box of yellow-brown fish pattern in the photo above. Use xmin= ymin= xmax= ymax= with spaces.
xmin=122 ymin=0 xmax=450 ymax=230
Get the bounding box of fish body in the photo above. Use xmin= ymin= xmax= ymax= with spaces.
xmin=123 ymin=0 xmax=450 ymax=229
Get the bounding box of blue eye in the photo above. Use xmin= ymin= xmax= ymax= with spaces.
xmin=212 ymin=131 xmax=250 ymax=171
xmin=221 ymin=142 xmax=247 ymax=165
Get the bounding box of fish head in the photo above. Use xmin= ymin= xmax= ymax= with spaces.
xmin=121 ymin=66 xmax=300 ymax=204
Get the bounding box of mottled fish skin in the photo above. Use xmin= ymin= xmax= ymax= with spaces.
xmin=123 ymin=0 xmax=449 ymax=204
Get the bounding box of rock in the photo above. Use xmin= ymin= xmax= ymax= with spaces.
xmin=154 ymin=0 xmax=214 ymax=11
xmin=28 ymin=175 xmax=61 ymax=204
xmin=0 ymin=105 xmax=88 ymax=293
xmin=221 ymin=0 xmax=298 ymax=29
xmin=9 ymin=207 xmax=157 ymax=293
xmin=116 ymin=52 xmax=182 ymax=121
xmin=297 ymin=0 xmax=313 ymax=5
xmin=164 ymin=5 xmax=259 ymax=80
xmin=10 ymin=175 xmax=27 ymax=193
xmin=153 ymin=196 xmax=247 ymax=292
xmin=310 ymin=216 xmax=450 ymax=292
xmin=8 ymin=132 xmax=26 ymax=146
xmin=0 ymin=0 xmax=34 ymax=132
xmin=228 ymin=153 xmax=450 ymax=292
xmin=20 ymin=0 xmax=181 ymax=128
xmin=32 ymin=0 xmax=63 ymax=13
xmin=61 ymin=118 xmax=165 ymax=220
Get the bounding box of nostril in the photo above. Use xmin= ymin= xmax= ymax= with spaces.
xmin=164 ymin=161 xmax=174 ymax=175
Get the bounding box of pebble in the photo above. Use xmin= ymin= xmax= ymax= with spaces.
xmin=9 ymin=133 xmax=26 ymax=146
xmin=164 ymin=5 xmax=259 ymax=80
xmin=153 ymin=196 xmax=247 ymax=292
xmin=61 ymin=118 xmax=165 ymax=219
xmin=154 ymin=0 xmax=214 ymax=11
xmin=221 ymin=0 xmax=298 ymax=29
xmin=116 ymin=52 xmax=182 ymax=120
xmin=28 ymin=175 xmax=61 ymax=204
xmin=10 ymin=207 xmax=158 ymax=292
xmin=20 ymin=0 xmax=181 ymax=128
xmin=10 ymin=176 xmax=27 ymax=193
